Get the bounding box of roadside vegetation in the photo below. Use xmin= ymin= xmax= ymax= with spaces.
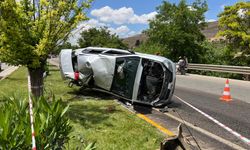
xmin=0 ymin=0 xmax=93 ymax=98
xmin=0 ymin=66 xmax=165 ymax=149
xmin=0 ymin=95 xmax=71 ymax=149
xmin=134 ymin=1 xmax=249 ymax=80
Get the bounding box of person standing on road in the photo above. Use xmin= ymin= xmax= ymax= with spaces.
xmin=178 ymin=56 xmax=185 ymax=68
xmin=184 ymin=56 xmax=188 ymax=69
xmin=177 ymin=56 xmax=186 ymax=75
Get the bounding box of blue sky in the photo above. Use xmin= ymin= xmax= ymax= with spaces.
xmin=69 ymin=0 xmax=245 ymax=44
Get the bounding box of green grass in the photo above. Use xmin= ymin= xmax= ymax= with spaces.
xmin=0 ymin=65 xmax=166 ymax=149
xmin=0 ymin=67 xmax=28 ymax=99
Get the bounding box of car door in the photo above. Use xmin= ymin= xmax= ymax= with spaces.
xmin=59 ymin=49 xmax=74 ymax=79
xmin=111 ymin=56 xmax=140 ymax=99
xmin=87 ymin=54 xmax=116 ymax=91
xmin=136 ymin=59 xmax=166 ymax=104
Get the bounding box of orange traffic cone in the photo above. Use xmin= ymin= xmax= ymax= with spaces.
xmin=220 ymin=79 xmax=232 ymax=102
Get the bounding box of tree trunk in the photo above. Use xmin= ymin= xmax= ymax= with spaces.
xmin=28 ymin=66 xmax=45 ymax=98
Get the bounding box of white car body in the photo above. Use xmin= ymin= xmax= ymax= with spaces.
xmin=59 ymin=47 xmax=176 ymax=106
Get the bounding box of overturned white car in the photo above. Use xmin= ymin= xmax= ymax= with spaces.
xmin=59 ymin=47 xmax=176 ymax=106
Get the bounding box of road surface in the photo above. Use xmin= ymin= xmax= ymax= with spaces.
xmin=176 ymin=74 xmax=250 ymax=103
xmin=133 ymin=74 xmax=250 ymax=149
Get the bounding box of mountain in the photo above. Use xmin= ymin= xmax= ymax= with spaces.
xmin=201 ymin=21 xmax=219 ymax=39
xmin=122 ymin=33 xmax=148 ymax=49
xmin=123 ymin=21 xmax=219 ymax=48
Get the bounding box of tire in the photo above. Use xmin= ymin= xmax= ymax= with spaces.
xmin=180 ymin=69 xmax=185 ymax=75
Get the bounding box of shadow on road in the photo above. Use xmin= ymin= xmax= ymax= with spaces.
xmin=133 ymin=104 xmax=152 ymax=114
xmin=167 ymin=100 xmax=182 ymax=109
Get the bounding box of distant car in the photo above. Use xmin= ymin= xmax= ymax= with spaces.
xmin=59 ymin=47 xmax=176 ymax=106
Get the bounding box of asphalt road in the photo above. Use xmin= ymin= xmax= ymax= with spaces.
xmin=176 ymin=74 xmax=250 ymax=104
xmin=132 ymin=84 xmax=250 ymax=149
xmin=171 ymin=85 xmax=250 ymax=149
xmin=172 ymin=74 xmax=250 ymax=149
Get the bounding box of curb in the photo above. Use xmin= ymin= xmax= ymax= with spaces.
xmin=115 ymin=100 xmax=175 ymax=137
xmin=0 ymin=66 xmax=19 ymax=81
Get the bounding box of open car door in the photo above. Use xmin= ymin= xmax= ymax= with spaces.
xmin=136 ymin=58 xmax=172 ymax=105
xmin=111 ymin=56 xmax=140 ymax=100
xmin=86 ymin=55 xmax=116 ymax=91
xmin=59 ymin=49 xmax=74 ymax=79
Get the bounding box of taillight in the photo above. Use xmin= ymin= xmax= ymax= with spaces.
xmin=74 ymin=71 xmax=79 ymax=80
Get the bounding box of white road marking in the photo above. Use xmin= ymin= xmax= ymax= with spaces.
xmin=174 ymin=95 xmax=250 ymax=147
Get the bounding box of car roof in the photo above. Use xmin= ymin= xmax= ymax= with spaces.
xmin=82 ymin=47 xmax=132 ymax=54
xmin=136 ymin=52 xmax=172 ymax=63
xmin=75 ymin=47 xmax=173 ymax=63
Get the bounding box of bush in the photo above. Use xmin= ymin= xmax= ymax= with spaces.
xmin=134 ymin=42 xmax=169 ymax=57
xmin=0 ymin=94 xmax=72 ymax=149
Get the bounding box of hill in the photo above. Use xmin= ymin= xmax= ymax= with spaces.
xmin=122 ymin=33 xmax=148 ymax=49
xmin=201 ymin=21 xmax=219 ymax=39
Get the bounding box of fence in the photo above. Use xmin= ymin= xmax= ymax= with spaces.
xmin=188 ymin=63 xmax=250 ymax=75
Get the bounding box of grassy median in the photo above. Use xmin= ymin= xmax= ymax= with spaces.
xmin=0 ymin=65 xmax=165 ymax=149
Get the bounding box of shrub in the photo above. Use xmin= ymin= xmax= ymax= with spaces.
xmin=0 ymin=94 xmax=71 ymax=149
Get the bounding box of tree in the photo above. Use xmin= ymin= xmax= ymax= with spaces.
xmin=217 ymin=2 xmax=250 ymax=66
xmin=200 ymin=40 xmax=228 ymax=65
xmin=134 ymin=41 xmax=167 ymax=56
xmin=0 ymin=0 xmax=92 ymax=97
xmin=52 ymin=42 xmax=78 ymax=55
xmin=146 ymin=0 xmax=208 ymax=62
xmin=77 ymin=27 xmax=128 ymax=49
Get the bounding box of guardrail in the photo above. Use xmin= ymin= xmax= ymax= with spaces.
xmin=188 ymin=63 xmax=250 ymax=75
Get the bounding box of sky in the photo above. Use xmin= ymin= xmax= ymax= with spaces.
xmin=69 ymin=0 xmax=245 ymax=45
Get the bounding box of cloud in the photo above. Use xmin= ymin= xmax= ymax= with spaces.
xmin=68 ymin=6 xmax=154 ymax=45
xmin=91 ymin=6 xmax=157 ymax=24
xmin=108 ymin=26 xmax=139 ymax=38
xmin=113 ymin=26 xmax=130 ymax=34
xmin=91 ymin=6 xmax=134 ymax=24
xmin=68 ymin=19 xmax=107 ymax=45
xmin=127 ymin=31 xmax=138 ymax=37
xmin=68 ymin=21 xmax=138 ymax=45
xmin=206 ymin=19 xmax=216 ymax=22
xmin=129 ymin=12 xmax=157 ymax=24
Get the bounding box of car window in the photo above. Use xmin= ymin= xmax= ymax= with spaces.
xmin=111 ymin=57 xmax=140 ymax=99
xmin=103 ymin=50 xmax=131 ymax=55
xmin=82 ymin=49 xmax=104 ymax=54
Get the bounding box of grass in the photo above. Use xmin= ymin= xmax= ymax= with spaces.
xmin=0 ymin=65 xmax=166 ymax=149
xmin=0 ymin=67 xmax=28 ymax=99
